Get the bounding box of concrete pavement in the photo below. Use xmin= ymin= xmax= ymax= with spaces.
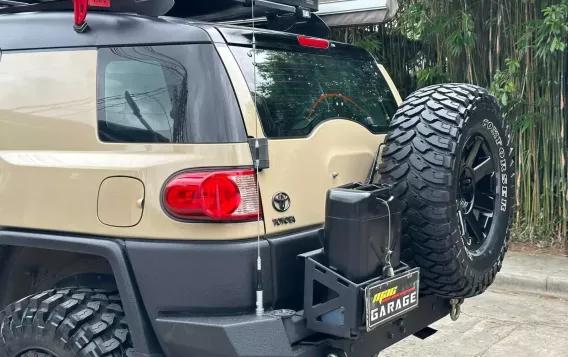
xmin=494 ymin=251 xmax=568 ymax=297
xmin=382 ymin=288 xmax=568 ymax=356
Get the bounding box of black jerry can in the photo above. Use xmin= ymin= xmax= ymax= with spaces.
xmin=322 ymin=183 xmax=403 ymax=283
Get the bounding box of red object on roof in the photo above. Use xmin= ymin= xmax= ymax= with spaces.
xmin=88 ymin=0 xmax=111 ymax=7
xmin=73 ymin=0 xmax=111 ymax=32
xmin=73 ymin=0 xmax=88 ymax=29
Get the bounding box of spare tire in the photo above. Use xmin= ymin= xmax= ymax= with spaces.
xmin=379 ymin=83 xmax=514 ymax=298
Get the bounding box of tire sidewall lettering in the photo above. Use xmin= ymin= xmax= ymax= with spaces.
xmin=481 ymin=118 xmax=509 ymax=212
xmin=459 ymin=107 xmax=512 ymax=269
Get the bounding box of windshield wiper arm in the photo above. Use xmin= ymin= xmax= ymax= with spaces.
xmin=125 ymin=90 xmax=155 ymax=132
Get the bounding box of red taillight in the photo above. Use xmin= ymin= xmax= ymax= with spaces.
xmin=163 ymin=169 xmax=260 ymax=221
xmin=297 ymin=36 xmax=329 ymax=49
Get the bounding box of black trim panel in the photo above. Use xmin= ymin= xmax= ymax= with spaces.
xmin=0 ymin=12 xmax=211 ymax=51
xmin=125 ymin=228 xmax=321 ymax=321
xmin=267 ymin=228 xmax=321 ymax=310
xmin=125 ymin=238 xmax=274 ymax=317
xmin=0 ymin=229 xmax=162 ymax=356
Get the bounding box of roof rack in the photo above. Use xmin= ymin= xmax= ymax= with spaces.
xmin=187 ymin=0 xmax=328 ymax=38
xmin=0 ymin=0 xmax=326 ymax=36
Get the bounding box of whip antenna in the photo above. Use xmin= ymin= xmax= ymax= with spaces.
xmin=251 ymin=0 xmax=264 ymax=317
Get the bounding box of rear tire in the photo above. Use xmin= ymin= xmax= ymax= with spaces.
xmin=0 ymin=287 xmax=131 ymax=357
xmin=379 ymin=83 xmax=515 ymax=298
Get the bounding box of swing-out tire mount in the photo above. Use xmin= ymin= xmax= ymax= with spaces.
xmin=379 ymin=83 xmax=515 ymax=298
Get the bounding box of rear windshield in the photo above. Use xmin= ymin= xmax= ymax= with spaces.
xmin=97 ymin=45 xmax=246 ymax=144
xmin=230 ymin=46 xmax=397 ymax=139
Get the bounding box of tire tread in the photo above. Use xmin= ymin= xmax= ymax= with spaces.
xmin=379 ymin=83 xmax=514 ymax=298
xmin=0 ymin=287 xmax=130 ymax=357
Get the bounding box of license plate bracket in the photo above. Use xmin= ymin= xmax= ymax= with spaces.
xmin=365 ymin=268 xmax=420 ymax=332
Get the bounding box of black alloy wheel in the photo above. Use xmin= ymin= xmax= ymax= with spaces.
xmin=457 ymin=135 xmax=497 ymax=251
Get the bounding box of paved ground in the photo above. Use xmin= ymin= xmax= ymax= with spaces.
xmin=381 ymin=288 xmax=568 ymax=357
xmin=495 ymin=251 xmax=568 ymax=297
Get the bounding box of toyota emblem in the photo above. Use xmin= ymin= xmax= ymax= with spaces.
xmin=272 ymin=192 xmax=291 ymax=212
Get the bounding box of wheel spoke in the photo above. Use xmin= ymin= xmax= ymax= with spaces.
xmin=465 ymin=211 xmax=485 ymax=243
xmin=458 ymin=210 xmax=467 ymax=235
xmin=465 ymin=137 xmax=482 ymax=168
xmin=474 ymin=193 xmax=494 ymax=212
xmin=479 ymin=210 xmax=493 ymax=227
xmin=481 ymin=141 xmax=491 ymax=156
xmin=473 ymin=157 xmax=494 ymax=183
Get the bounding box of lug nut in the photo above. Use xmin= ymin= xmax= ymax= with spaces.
xmin=388 ymin=332 xmax=395 ymax=339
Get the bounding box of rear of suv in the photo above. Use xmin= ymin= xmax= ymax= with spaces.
xmin=0 ymin=4 xmax=514 ymax=357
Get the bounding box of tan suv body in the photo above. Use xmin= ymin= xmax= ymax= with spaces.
xmin=0 ymin=21 xmax=401 ymax=241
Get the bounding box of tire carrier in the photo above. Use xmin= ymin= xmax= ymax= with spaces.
xmin=289 ymin=183 xmax=456 ymax=356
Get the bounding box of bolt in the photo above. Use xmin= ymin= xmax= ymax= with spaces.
xmin=388 ymin=332 xmax=395 ymax=339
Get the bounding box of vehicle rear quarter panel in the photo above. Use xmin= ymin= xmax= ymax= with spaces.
xmin=0 ymin=50 xmax=260 ymax=240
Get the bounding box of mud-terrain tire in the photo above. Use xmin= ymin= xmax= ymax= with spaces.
xmin=379 ymin=83 xmax=515 ymax=298
xmin=0 ymin=287 xmax=131 ymax=357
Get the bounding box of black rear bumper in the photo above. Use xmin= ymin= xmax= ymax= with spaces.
xmin=152 ymin=295 xmax=449 ymax=357
xmin=125 ymin=228 xmax=451 ymax=357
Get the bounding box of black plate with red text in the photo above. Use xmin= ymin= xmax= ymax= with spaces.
xmin=365 ymin=268 xmax=420 ymax=332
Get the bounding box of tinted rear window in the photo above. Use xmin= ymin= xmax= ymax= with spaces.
xmin=97 ymin=45 xmax=246 ymax=144
xmin=230 ymin=46 xmax=397 ymax=139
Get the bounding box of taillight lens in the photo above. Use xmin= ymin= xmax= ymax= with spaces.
xmin=163 ymin=169 xmax=260 ymax=221
xmin=297 ymin=36 xmax=329 ymax=49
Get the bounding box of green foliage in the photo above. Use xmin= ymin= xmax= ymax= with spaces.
xmin=398 ymin=2 xmax=428 ymax=40
xmin=354 ymin=36 xmax=381 ymax=56
xmin=416 ymin=65 xmax=451 ymax=87
xmin=537 ymin=2 xmax=568 ymax=56
xmin=445 ymin=11 xmax=477 ymax=57
xmin=332 ymin=0 xmax=568 ymax=246
xmin=490 ymin=59 xmax=521 ymax=110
